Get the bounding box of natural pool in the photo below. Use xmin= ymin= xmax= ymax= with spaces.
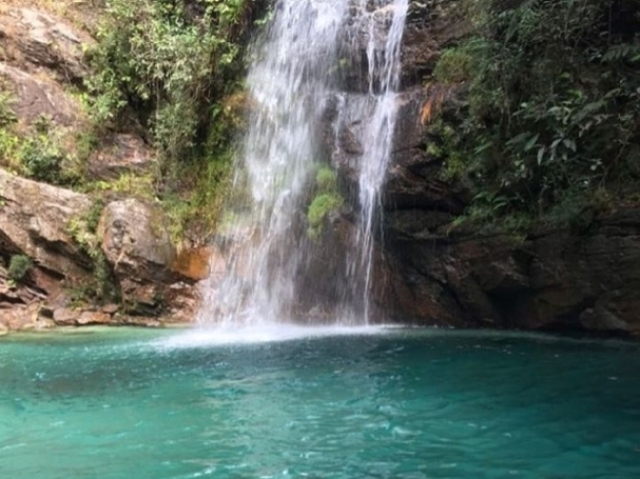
xmin=0 ymin=326 xmax=639 ymax=479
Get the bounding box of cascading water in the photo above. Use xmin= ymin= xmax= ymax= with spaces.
xmin=197 ymin=0 xmax=408 ymax=326
xmin=350 ymin=0 xmax=408 ymax=322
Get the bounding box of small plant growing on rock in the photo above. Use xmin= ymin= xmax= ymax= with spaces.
xmin=307 ymin=192 xmax=343 ymax=240
xmin=0 ymin=91 xmax=17 ymax=127
xmin=306 ymin=166 xmax=344 ymax=240
xmin=8 ymin=255 xmax=32 ymax=283
xmin=20 ymin=136 xmax=64 ymax=184
xmin=315 ymin=166 xmax=338 ymax=191
xmin=67 ymin=201 xmax=119 ymax=304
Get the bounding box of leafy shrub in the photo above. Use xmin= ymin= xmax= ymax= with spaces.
xmin=430 ymin=0 xmax=640 ymax=220
xmin=20 ymin=138 xmax=64 ymax=184
xmin=434 ymin=45 xmax=475 ymax=84
xmin=83 ymin=0 xmax=269 ymax=239
xmin=86 ymin=0 xmax=266 ymax=161
xmin=8 ymin=255 xmax=32 ymax=283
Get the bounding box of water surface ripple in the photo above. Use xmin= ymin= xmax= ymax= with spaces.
xmin=1 ymin=328 xmax=639 ymax=478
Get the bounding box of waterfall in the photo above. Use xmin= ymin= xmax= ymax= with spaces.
xmin=197 ymin=0 xmax=408 ymax=326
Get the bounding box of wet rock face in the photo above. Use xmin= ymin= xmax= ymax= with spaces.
xmin=382 ymin=211 xmax=640 ymax=336
xmin=325 ymin=0 xmax=640 ymax=337
xmin=377 ymin=88 xmax=640 ymax=336
xmin=400 ymin=0 xmax=472 ymax=88
xmin=336 ymin=0 xmax=471 ymax=92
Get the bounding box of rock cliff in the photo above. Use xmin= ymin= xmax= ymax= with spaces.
xmin=0 ymin=4 xmax=200 ymax=331
xmin=366 ymin=0 xmax=640 ymax=337
xmin=3 ymin=0 xmax=639 ymax=337
xmin=0 ymin=169 xmax=200 ymax=331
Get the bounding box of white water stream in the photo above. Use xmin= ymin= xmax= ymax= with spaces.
xmin=197 ymin=0 xmax=409 ymax=327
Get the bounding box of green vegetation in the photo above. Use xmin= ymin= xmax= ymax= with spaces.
xmin=67 ymin=200 xmax=118 ymax=304
xmin=0 ymin=112 xmax=84 ymax=186
xmin=0 ymin=0 xmax=268 ymax=243
xmin=84 ymin=0 xmax=267 ymax=238
xmin=7 ymin=255 xmax=32 ymax=283
xmin=20 ymin=125 xmax=65 ymax=184
xmin=307 ymin=166 xmax=344 ymax=240
xmin=429 ymin=0 xmax=640 ymax=227
xmin=0 ymin=92 xmax=17 ymax=128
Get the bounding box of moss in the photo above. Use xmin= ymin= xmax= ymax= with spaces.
xmin=307 ymin=192 xmax=343 ymax=240
xmin=83 ymin=173 xmax=156 ymax=200
xmin=316 ymin=166 xmax=338 ymax=192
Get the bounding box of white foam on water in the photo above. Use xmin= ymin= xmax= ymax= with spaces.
xmin=151 ymin=323 xmax=398 ymax=349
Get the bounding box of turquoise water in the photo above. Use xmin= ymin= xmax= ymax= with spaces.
xmin=1 ymin=327 xmax=639 ymax=479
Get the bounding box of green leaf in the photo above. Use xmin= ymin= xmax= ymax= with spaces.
xmin=524 ymin=134 xmax=539 ymax=152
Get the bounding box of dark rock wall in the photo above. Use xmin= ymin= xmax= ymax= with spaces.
xmin=369 ymin=0 xmax=640 ymax=336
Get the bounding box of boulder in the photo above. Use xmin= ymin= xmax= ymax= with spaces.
xmin=53 ymin=307 xmax=81 ymax=326
xmin=87 ymin=134 xmax=154 ymax=181
xmin=163 ymin=282 xmax=201 ymax=324
xmin=1 ymin=302 xmax=41 ymax=330
xmin=98 ymin=199 xmax=179 ymax=312
xmin=99 ymin=199 xmax=176 ymax=282
xmin=171 ymin=246 xmax=214 ymax=282
xmin=0 ymin=8 xmax=91 ymax=85
xmin=77 ymin=311 xmax=111 ymax=325
xmin=0 ymin=63 xmax=80 ymax=126
xmin=0 ymin=168 xmax=93 ymax=280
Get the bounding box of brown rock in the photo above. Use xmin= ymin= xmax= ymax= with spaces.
xmin=101 ymin=303 xmax=119 ymax=315
xmin=0 ymin=168 xmax=94 ymax=282
xmin=53 ymin=307 xmax=81 ymax=326
xmin=2 ymin=302 xmax=40 ymax=330
xmin=88 ymin=134 xmax=154 ymax=181
xmin=0 ymin=8 xmax=91 ymax=84
xmin=120 ymin=316 xmax=162 ymax=328
xmin=77 ymin=311 xmax=111 ymax=325
xmin=171 ymin=246 xmax=213 ymax=282
xmin=163 ymin=281 xmax=200 ymax=323
xmin=0 ymin=63 xmax=80 ymax=126
xmin=98 ymin=199 xmax=176 ymax=283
